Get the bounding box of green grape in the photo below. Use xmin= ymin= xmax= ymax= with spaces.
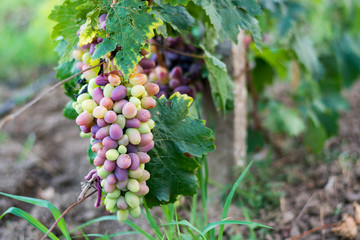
xmin=106 ymin=149 xmax=120 ymax=161
xmin=118 ymin=145 xmax=127 ymax=154
xmin=131 ymin=85 xmax=146 ymax=98
xmin=107 ymin=189 xmax=121 ymax=199
xmin=127 ymin=179 xmax=140 ymax=193
xmin=77 ymin=93 xmax=91 ymax=104
xmin=138 ymin=122 xmax=151 ymax=134
xmin=129 ymin=206 xmax=141 ymax=218
xmin=104 ymin=84 xmax=115 ymax=98
xmin=125 ymin=192 xmax=140 ymax=208
xmin=117 ymin=209 xmax=129 ymax=222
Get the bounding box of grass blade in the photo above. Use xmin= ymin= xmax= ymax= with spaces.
xmin=218 ymin=162 xmax=253 ymax=240
xmin=0 ymin=192 xmax=70 ymax=240
xmin=70 ymin=215 xmax=118 ymax=233
xmin=124 ymin=219 xmax=156 ymax=240
xmin=203 ymin=220 xmax=271 ymax=235
xmin=161 ymin=220 xmax=206 ymax=240
xmin=143 ymin=199 xmax=163 ymax=238
xmin=0 ymin=207 xmax=59 ymax=240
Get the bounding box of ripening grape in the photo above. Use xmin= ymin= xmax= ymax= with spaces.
xmin=72 ymin=14 xmax=158 ymax=221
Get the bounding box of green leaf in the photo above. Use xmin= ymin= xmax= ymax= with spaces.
xmin=92 ymin=0 xmax=163 ymax=79
xmin=56 ymin=59 xmax=79 ymax=100
xmin=146 ymin=94 xmax=215 ymax=207
xmin=204 ymin=220 xmax=271 ymax=235
xmin=202 ymin=47 xmax=230 ymax=111
xmin=161 ymin=220 xmax=206 ymax=239
xmin=0 ymin=192 xmax=70 ymax=240
xmin=304 ymin=120 xmax=327 ymax=153
xmin=193 ymin=0 xmax=262 ymax=47
xmin=0 ymin=207 xmax=59 ymax=240
xmin=152 ymin=5 xmax=195 ymax=32
xmin=63 ymin=101 xmax=78 ymax=120
xmin=163 ymin=0 xmax=190 ymax=6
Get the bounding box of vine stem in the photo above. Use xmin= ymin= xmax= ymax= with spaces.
xmin=40 ymin=189 xmax=97 ymax=240
xmin=289 ymin=223 xmax=338 ymax=240
xmin=151 ymin=42 xmax=205 ymax=60
xmin=0 ymin=62 xmax=104 ymax=130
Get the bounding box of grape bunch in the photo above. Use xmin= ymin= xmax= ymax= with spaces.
xmin=138 ymin=36 xmax=204 ymax=98
xmin=71 ymin=14 xmax=160 ymax=221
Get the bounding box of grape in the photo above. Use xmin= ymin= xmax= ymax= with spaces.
xmin=113 ymin=99 xmax=128 ymax=113
xmin=97 ymin=148 xmax=107 ymax=159
xmin=129 ymin=73 xmax=147 ymax=85
xmin=136 ymin=109 xmax=151 ymax=122
xmin=73 ymin=49 xmax=84 ymax=61
xmin=99 ymin=13 xmax=107 ymax=23
xmin=125 ymin=192 xmax=140 ymax=208
xmin=108 ymin=74 xmax=121 ymax=86
xmin=104 ymin=181 xmax=116 ymax=193
xmin=109 ymin=123 xmax=123 ymax=140
xmin=128 ymin=153 xmax=140 ymax=170
xmin=106 ymin=149 xmax=119 ymax=161
xmin=92 ymin=88 xmax=104 ymax=104
xmin=90 ymin=43 xmax=96 ymax=55
xmin=106 ymin=173 xmax=117 ymax=185
xmin=108 ymin=189 xmax=121 ymax=199
xmin=138 ymin=58 xmax=155 ymax=70
xmin=93 ymin=106 xmax=108 ymax=118
xmin=76 ymin=112 xmax=94 ymax=126
xmin=94 ymin=156 xmax=105 ymax=166
xmin=126 ymin=144 xmax=138 ymax=153
xmin=95 ymin=74 xmax=108 ymax=86
xmin=100 ymin=97 xmax=114 ymax=110
xmin=117 ymin=196 xmax=128 ymax=210
xmin=111 ymin=86 xmax=127 ymax=101
xmin=144 ymin=82 xmax=160 ymax=96
xmin=137 ymin=141 xmax=154 ymax=152
xmin=97 ymin=118 xmax=108 ymax=128
xmin=139 ymin=133 xmax=153 ymax=147
xmin=141 ymin=97 xmax=156 ymax=109
xmin=169 ymin=78 xmax=181 ymax=89
xmin=82 ymin=99 xmax=97 ymax=113
xmin=118 ymin=145 xmax=127 ymax=154
xmin=114 ymin=167 xmax=128 ymax=181
xmin=131 ymin=85 xmax=146 ymax=97
xmin=147 ymin=119 xmax=155 ymax=130
xmin=122 ymin=102 xmax=137 ymax=118
xmin=104 ymin=84 xmax=114 ymax=98
xmin=117 ymin=154 xmax=131 ymax=169
xmin=138 ymin=170 xmax=150 ymax=181
xmin=169 ymin=66 xmax=182 ymax=79
xmin=115 ymin=115 xmax=126 ymax=129
xmin=126 ymin=128 xmax=141 ymax=145
xmin=104 ymin=110 xmax=117 ymax=123
xmin=118 ymin=134 xmax=129 ymax=146
xmin=137 ymin=152 xmax=150 ymax=164
xmin=174 ymin=85 xmax=192 ymax=95
xmin=126 ymin=118 xmax=141 ymax=128
xmin=116 ymin=179 xmax=128 ymax=190
xmin=80 ymin=125 xmax=91 ymax=133
xmin=102 ymin=136 xmax=118 ymax=149
xmin=104 ymin=159 xmax=116 ymax=172
xmin=117 ymin=209 xmax=129 ymax=222
xmin=128 ymin=168 xmax=143 ymax=179
xmin=129 ymin=97 xmax=141 ymax=107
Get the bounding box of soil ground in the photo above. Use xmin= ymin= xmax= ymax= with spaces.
xmin=1 ymin=80 xmax=360 ymax=239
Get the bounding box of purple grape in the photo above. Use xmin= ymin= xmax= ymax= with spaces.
xmin=91 ymin=125 xmax=101 ymax=135
xmin=80 ymin=125 xmax=91 ymax=133
xmin=126 ymin=118 xmax=141 ymax=128
xmin=169 ymin=78 xmax=181 ymax=89
xmin=114 ymin=167 xmax=128 ymax=181
xmin=139 ymin=133 xmax=153 ymax=147
xmin=174 ymin=85 xmax=192 ymax=95
xmin=97 ymin=37 xmax=103 ymax=43
xmin=137 ymin=152 xmax=150 ymax=164
xmin=92 ymin=88 xmax=104 ymax=104
xmin=116 ymin=179 xmax=128 ymax=190
xmin=128 ymin=153 xmax=140 ymax=170
xmin=136 ymin=109 xmax=151 ymax=122
xmin=97 ymin=148 xmax=107 ymax=159
xmin=94 ymin=156 xmax=105 ymax=166
xmin=102 ymin=136 xmax=118 ymax=149
xmin=104 ymin=111 xmax=117 ymax=123
xmin=137 ymin=141 xmax=154 ymax=152
xmin=97 ymin=118 xmax=107 ymax=128
xmin=99 ymin=14 xmax=107 ymax=23
xmin=90 ymin=43 xmax=97 ymax=55
xmin=109 ymin=123 xmax=123 ymax=140
xmin=113 ymin=99 xmax=128 ymax=113
xmin=139 ymin=58 xmax=155 ymax=70
xmin=95 ymin=126 xmax=110 ymax=140
xmin=104 ymin=181 xmax=115 ymax=193
xmin=95 ymin=74 xmax=109 ymax=86
xmin=181 ymin=77 xmax=191 ymax=85
xmin=106 ymin=173 xmax=117 ymax=185
xmin=169 ymin=66 xmax=182 ymax=79
xmin=126 ymin=144 xmax=138 ymax=153
xmin=117 ymin=154 xmax=131 ymax=169
xmin=104 ymin=160 xmax=116 ymax=172
xmin=111 ymin=86 xmax=127 ymax=101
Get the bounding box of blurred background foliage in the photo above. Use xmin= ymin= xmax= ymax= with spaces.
xmin=0 ymin=0 xmax=59 ymax=87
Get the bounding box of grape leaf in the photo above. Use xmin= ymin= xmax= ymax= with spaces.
xmin=63 ymin=100 xmax=78 ymax=120
xmin=163 ymin=0 xmax=190 ymax=6
xmin=193 ymin=0 xmax=262 ymax=48
xmin=201 ymin=47 xmax=231 ymax=112
xmin=56 ymin=59 xmax=80 ymax=100
xmin=152 ymin=5 xmax=195 ymax=32
xmin=49 ymin=0 xmax=93 ymax=61
xmin=92 ymin=0 xmax=163 ymax=79
xmin=146 ymin=93 xmax=215 ymax=207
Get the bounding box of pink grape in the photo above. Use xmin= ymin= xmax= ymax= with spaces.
xmin=137 ymin=141 xmax=154 ymax=152
xmin=100 ymin=97 xmax=114 ymax=110
xmin=108 ymin=74 xmax=121 ymax=86
xmin=137 ymin=152 xmax=150 ymax=164
xmin=99 ymin=13 xmax=107 ymax=23
xmin=97 ymin=118 xmax=107 ymax=128
xmin=117 ymin=196 xmax=128 ymax=210
xmin=169 ymin=66 xmax=182 ymax=79
xmin=104 ymin=181 xmax=116 ymax=193
xmin=95 ymin=126 xmax=110 ymax=140
xmin=136 ymin=181 xmax=149 ymax=195
xmin=144 ymin=82 xmax=160 ymax=96
xmin=128 ymin=153 xmax=140 ymax=170
xmin=104 ymin=160 xmax=117 ymax=172
xmin=139 ymin=133 xmax=153 ymax=147
xmin=122 ymin=102 xmax=137 ymax=118
xmin=104 ymin=111 xmax=117 ymax=123
xmin=129 ymin=73 xmax=147 ymax=86
xmin=106 ymin=173 xmax=117 ymax=185
xmin=109 ymin=123 xmax=123 ymax=140
xmin=139 ymin=58 xmax=155 ymax=70
xmin=111 ymin=85 xmax=127 ymax=101
xmin=141 ymin=97 xmax=156 ymax=109
xmin=91 ymin=141 xmax=103 ymax=153
xmin=117 ymin=154 xmax=131 ymax=169
xmin=169 ymin=78 xmax=181 ymax=89
xmin=76 ymin=112 xmax=94 ymax=126
xmin=114 ymin=167 xmax=128 ymax=181
xmin=102 ymin=136 xmax=118 ymax=149
xmin=76 ymin=62 xmax=84 ymax=71
xmin=92 ymin=88 xmax=104 ymax=104
xmin=97 ymin=148 xmax=107 ymax=159
xmin=116 ymin=179 xmax=128 ymax=190
xmin=113 ymin=99 xmax=128 ymax=113
xmin=136 ymin=109 xmax=151 ymax=122
xmin=126 ymin=118 xmax=141 ymax=128
xmin=90 ymin=43 xmax=97 ymax=55
xmin=94 ymin=156 xmax=105 ymax=166
xmin=138 ymin=170 xmax=150 ymax=181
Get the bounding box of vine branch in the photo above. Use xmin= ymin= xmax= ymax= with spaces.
xmin=40 ymin=189 xmax=97 ymax=240
xmin=151 ymin=42 xmax=205 ymax=60
xmin=289 ymin=223 xmax=338 ymax=240
xmin=0 ymin=62 xmax=105 ymax=130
